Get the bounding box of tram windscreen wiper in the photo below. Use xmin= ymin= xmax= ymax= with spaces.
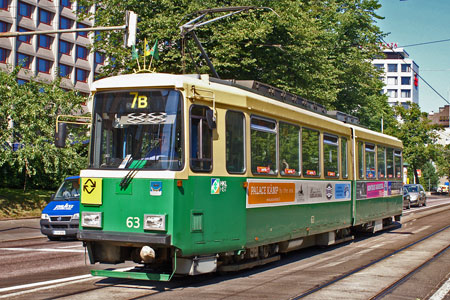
xmin=119 ymin=156 xmax=145 ymax=190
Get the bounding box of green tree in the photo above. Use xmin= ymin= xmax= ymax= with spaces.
xmin=418 ymin=161 xmax=439 ymax=191
xmin=77 ymin=0 xmax=390 ymax=129
xmin=0 ymin=67 xmax=88 ymax=190
xmin=385 ymin=103 xmax=442 ymax=185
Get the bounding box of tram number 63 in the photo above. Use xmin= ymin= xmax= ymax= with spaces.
xmin=126 ymin=216 xmax=140 ymax=228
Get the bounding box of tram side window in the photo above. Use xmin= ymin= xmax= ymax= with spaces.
xmin=323 ymin=134 xmax=339 ymax=177
xmin=386 ymin=148 xmax=394 ymax=178
xmin=341 ymin=137 xmax=348 ymax=178
xmin=251 ymin=116 xmax=277 ymax=175
xmin=365 ymin=143 xmax=376 ymax=179
xmin=226 ymin=111 xmax=245 ymax=174
xmin=394 ymin=149 xmax=402 ymax=179
xmin=302 ymin=128 xmax=320 ymax=177
xmin=279 ymin=122 xmax=300 ymax=176
xmin=358 ymin=141 xmax=364 ymax=179
xmin=190 ymin=105 xmax=213 ymax=172
xmin=377 ymin=146 xmax=386 ymax=179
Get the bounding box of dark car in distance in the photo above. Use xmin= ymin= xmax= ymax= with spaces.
xmin=403 ymin=187 xmax=411 ymax=210
xmin=403 ymin=184 xmax=427 ymax=207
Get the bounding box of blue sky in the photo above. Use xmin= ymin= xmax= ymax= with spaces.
xmin=377 ymin=0 xmax=450 ymax=113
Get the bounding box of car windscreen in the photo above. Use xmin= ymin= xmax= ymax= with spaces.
xmin=406 ymin=186 xmax=419 ymax=193
xmin=54 ymin=179 xmax=80 ymax=200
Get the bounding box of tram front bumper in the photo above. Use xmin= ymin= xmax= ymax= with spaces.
xmin=78 ymin=230 xmax=171 ymax=246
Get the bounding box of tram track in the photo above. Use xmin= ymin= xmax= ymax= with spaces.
xmin=290 ymin=220 xmax=450 ymax=300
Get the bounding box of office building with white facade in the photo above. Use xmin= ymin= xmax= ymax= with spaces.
xmin=372 ymin=47 xmax=419 ymax=109
xmin=0 ymin=0 xmax=102 ymax=95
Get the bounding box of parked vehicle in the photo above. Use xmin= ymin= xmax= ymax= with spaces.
xmin=40 ymin=176 xmax=80 ymax=241
xmin=403 ymin=184 xmax=427 ymax=207
xmin=403 ymin=187 xmax=411 ymax=210
xmin=437 ymin=185 xmax=448 ymax=194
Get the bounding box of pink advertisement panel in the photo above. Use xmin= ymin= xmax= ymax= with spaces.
xmin=366 ymin=182 xmax=385 ymax=198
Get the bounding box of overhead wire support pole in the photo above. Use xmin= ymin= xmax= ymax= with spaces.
xmin=0 ymin=25 xmax=127 ymax=38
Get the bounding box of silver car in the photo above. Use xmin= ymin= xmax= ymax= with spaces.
xmin=403 ymin=184 xmax=427 ymax=207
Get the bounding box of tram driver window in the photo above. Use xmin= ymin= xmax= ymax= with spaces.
xmin=279 ymin=122 xmax=300 ymax=176
xmin=302 ymin=128 xmax=320 ymax=177
xmin=251 ymin=116 xmax=277 ymax=175
xmin=226 ymin=111 xmax=245 ymax=174
xmin=190 ymin=105 xmax=213 ymax=172
xmin=323 ymin=134 xmax=339 ymax=177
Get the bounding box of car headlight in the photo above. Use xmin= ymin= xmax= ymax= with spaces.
xmin=72 ymin=213 xmax=79 ymax=220
xmin=81 ymin=212 xmax=102 ymax=228
xmin=41 ymin=214 xmax=49 ymax=220
xmin=144 ymin=214 xmax=166 ymax=231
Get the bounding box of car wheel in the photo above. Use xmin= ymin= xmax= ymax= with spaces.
xmin=408 ymin=202 xmax=411 ymax=209
xmin=423 ymin=200 xmax=427 ymax=207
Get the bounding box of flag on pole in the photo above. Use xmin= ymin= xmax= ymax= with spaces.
xmin=131 ymin=45 xmax=138 ymax=59
xmin=144 ymin=38 xmax=151 ymax=56
xmin=150 ymin=40 xmax=159 ymax=60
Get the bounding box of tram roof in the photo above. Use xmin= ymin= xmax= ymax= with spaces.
xmin=91 ymin=72 xmax=401 ymax=147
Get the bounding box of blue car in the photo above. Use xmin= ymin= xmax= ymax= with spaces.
xmin=40 ymin=176 xmax=80 ymax=241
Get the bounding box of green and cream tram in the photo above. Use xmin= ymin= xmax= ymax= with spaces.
xmin=76 ymin=72 xmax=403 ymax=280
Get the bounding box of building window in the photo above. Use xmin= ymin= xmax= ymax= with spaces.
xmin=76 ymin=46 xmax=88 ymax=60
xmin=76 ymin=68 xmax=88 ymax=82
xmin=38 ymin=35 xmax=51 ymax=49
xmin=59 ymin=40 xmax=72 ymax=54
xmin=60 ymin=0 xmax=71 ymax=8
xmin=59 ymin=16 xmax=72 ymax=29
xmin=401 ymin=64 xmax=411 ymax=72
xmin=39 ymin=9 xmax=52 ymax=25
xmin=0 ymin=0 xmax=8 ymax=10
xmin=95 ymin=52 xmax=105 ymax=65
xmin=0 ymin=21 xmax=9 ymax=32
xmin=18 ymin=27 xmax=31 ymax=43
xmin=76 ymin=23 xmax=88 ymax=37
xmin=387 ymin=76 xmax=397 ymax=85
xmin=387 ymin=89 xmax=397 ymax=98
xmin=401 ymin=89 xmax=411 ymax=98
xmin=226 ymin=111 xmax=245 ymax=174
xmin=401 ymin=77 xmax=411 ymax=85
xmin=16 ymin=53 xmax=31 ymax=69
xmin=59 ymin=64 xmax=72 ymax=78
xmin=18 ymin=1 xmax=32 ymax=17
xmin=17 ymin=78 xmax=28 ymax=85
xmin=0 ymin=47 xmax=7 ymax=62
xmin=374 ymin=64 xmax=384 ymax=71
xmin=387 ymin=64 xmax=398 ymax=72
xmin=37 ymin=58 xmax=51 ymax=73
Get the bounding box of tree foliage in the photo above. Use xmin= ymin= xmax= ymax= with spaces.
xmin=78 ymin=0 xmax=394 ymax=130
xmin=0 ymin=67 xmax=88 ymax=190
xmin=385 ymin=103 xmax=442 ymax=185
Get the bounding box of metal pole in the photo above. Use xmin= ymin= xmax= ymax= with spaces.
xmin=0 ymin=25 xmax=127 ymax=37
xmin=190 ymin=31 xmax=220 ymax=78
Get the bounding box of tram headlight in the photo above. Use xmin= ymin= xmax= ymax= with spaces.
xmin=81 ymin=212 xmax=102 ymax=228
xmin=144 ymin=214 xmax=166 ymax=231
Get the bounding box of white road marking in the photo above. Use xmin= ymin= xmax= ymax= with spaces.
xmin=0 ymin=267 xmax=134 ymax=298
xmin=0 ymin=247 xmax=84 ymax=253
xmin=429 ymin=277 xmax=450 ymax=300
xmin=412 ymin=225 xmax=431 ymax=234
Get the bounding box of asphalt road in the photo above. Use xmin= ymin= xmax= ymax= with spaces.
xmin=0 ymin=194 xmax=449 ymax=300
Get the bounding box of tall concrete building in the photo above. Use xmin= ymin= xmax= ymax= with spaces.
xmin=372 ymin=47 xmax=419 ymax=109
xmin=0 ymin=0 xmax=103 ymax=95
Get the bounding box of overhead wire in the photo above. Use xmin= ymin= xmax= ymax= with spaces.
xmin=380 ymin=37 xmax=450 ymax=105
